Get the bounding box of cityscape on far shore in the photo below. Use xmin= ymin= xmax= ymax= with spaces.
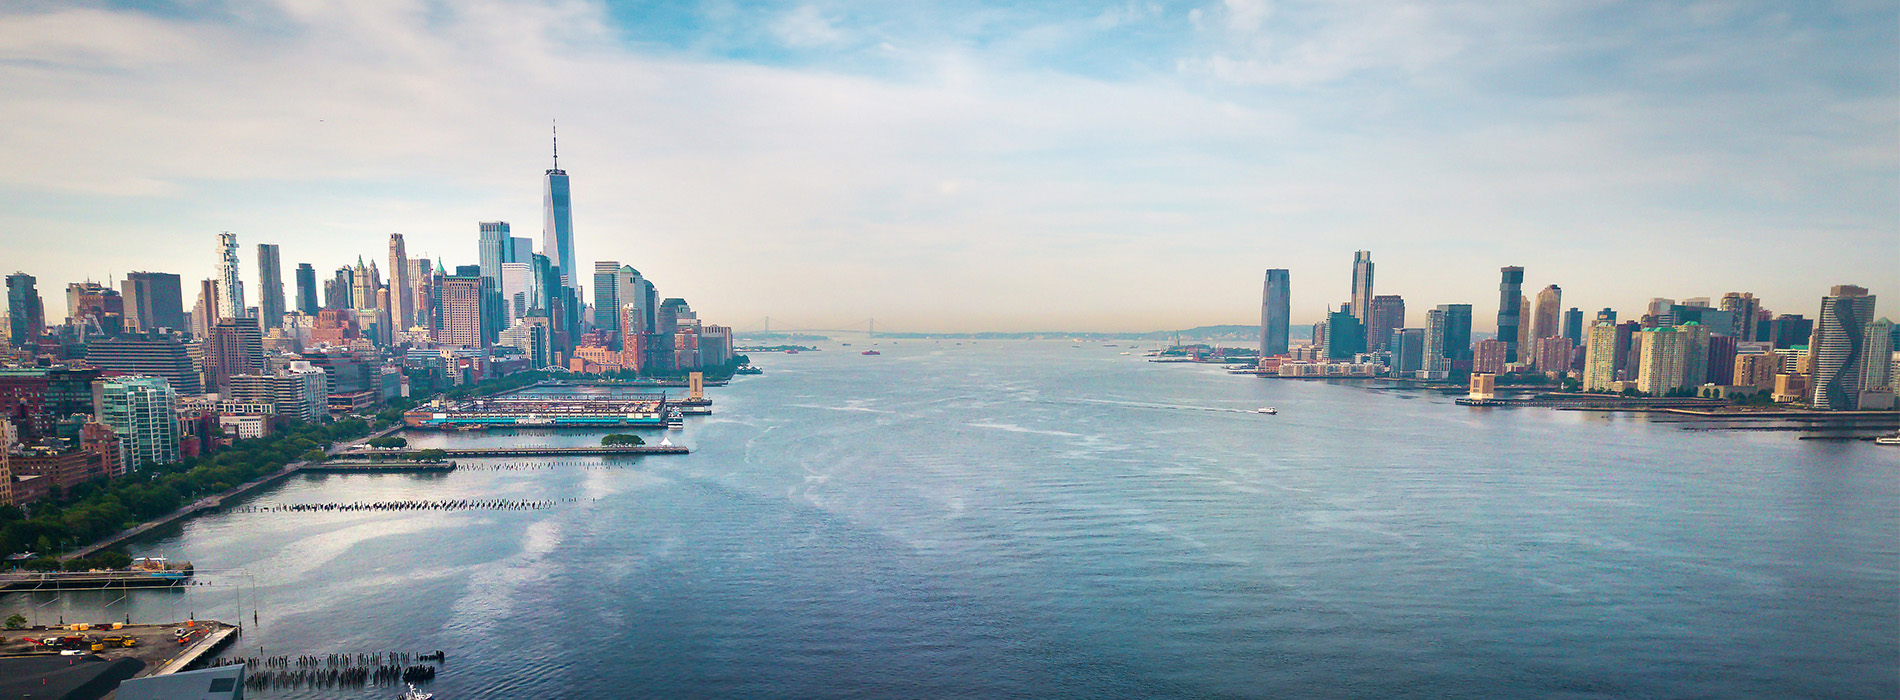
xmin=1241 ymin=253 xmax=1893 ymax=413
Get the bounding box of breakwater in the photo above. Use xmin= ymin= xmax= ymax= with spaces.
xmin=227 ymin=497 xmax=584 ymax=514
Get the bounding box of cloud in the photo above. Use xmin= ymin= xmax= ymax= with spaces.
xmin=771 ymin=5 xmax=845 ymax=48
xmin=0 ymin=0 xmax=1892 ymax=331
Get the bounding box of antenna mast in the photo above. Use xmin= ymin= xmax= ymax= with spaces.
xmin=552 ymin=120 xmax=559 ymax=169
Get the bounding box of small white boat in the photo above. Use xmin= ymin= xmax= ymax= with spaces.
xmin=399 ymin=684 xmax=433 ymax=700
xmin=1256 ymin=407 xmax=1277 ymax=415
xmin=1876 ymin=434 xmax=1900 ymax=445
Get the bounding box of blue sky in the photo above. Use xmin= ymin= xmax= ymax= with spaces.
xmin=1 ymin=0 xmax=1894 ymax=331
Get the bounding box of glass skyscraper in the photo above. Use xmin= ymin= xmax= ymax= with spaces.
xmin=543 ymin=136 xmax=576 ymax=291
xmin=1497 ymin=266 xmax=1524 ymax=363
xmin=1260 ymin=269 xmax=1290 ymax=357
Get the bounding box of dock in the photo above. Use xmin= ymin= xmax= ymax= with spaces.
xmin=337 ymin=445 xmax=689 ymax=458
xmin=302 ymin=461 xmax=458 ymax=473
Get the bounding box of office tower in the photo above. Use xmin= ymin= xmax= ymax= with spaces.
xmin=1682 ymin=297 xmax=1711 ymax=308
xmin=1720 ymin=292 xmax=1760 ymax=342
xmin=97 ymin=376 xmax=180 ymax=467
xmin=325 ymin=267 xmax=353 ymax=309
xmin=1617 ymin=320 xmax=1644 ymax=380
xmin=66 ymin=282 xmax=125 ymax=336
xmin=204 ymin=317 xmax=264 ymax=395
xmin=499 ymin=317 xmax=551 ymax=367
xmin=352 ymin=257 xmax=381 ymax=312
xmin=1260 ymin=269 xmax=1290 ymax=357
xmin=501 ymin=263 xmax=534 ymax=321
xmin=1647 ymin=298 xmax=1674 ymax=318
xmin=1706 ymin=334 xmax=1738 ymax=385
xmin=257 ymin=243 xmax=285 ymax=329
xmin=1864 ymin=319 xmax=1894 ymax=390
xmin=511 ymin=237 xmax=534 ymax=266
xmin=1582 ymin=321 xmax=1620 ymax=391
xmin=389 ymin=234 xmax=414 ymax=330
xmin=1349 ymin=251 xmax=1374 ymax=321
xmin=479 ymin=221 xmax=512 ymax=284
xmin=1390 ymin=328 xmax=1426 ymax=374
xmin=1595 ymin=308 xmax=1617 ymax=325
xmin=1810 ymin=285 xmax=1877 ymax=410
xmin=1323 ymin=304 xmax=1364 ymax=360
xmin=616 ymin=266 xmax=650 ymax=338
xmin=121 ymin=272 xmax=186 ymax=332
xmin=1562 ymin=308 xmax=1583 ymax=346
xmin=1768 ymin=314 xmax=1813 ymax=350
xmin=1636 ymin=327 xmax=1690 ymax=395
xmin=1531 ymin=285 xmax=1562 ymax=340
xmin=215 ymin=232 xmax=245 ymax=320
xmin=1366 ymin=295 xmax=1404 ymax=352
xmin=84 ymin=332 xmax=204 ymax=396
xmin=1496 ymin=267 xmax=1524 ymax=363
xmin=1436 ymin=304 xmax=1473 ymax=366
xmin=229 ymin=362 xmax=329 ymax=422
xmin=6 ymin=272 xmax=45 ymax=348
xmin=1424 ymin=308 xmax=1450 ymax=375
xmin=530 ymin=254 xmax=556 ymax=312
xmin=191 ymin=279 xmax=217 ymax=338
xmin=433 ymin=273 xmax=488 ymax=348
xmin=593 ymin=261 xmax=621 ymax=338
xmin=1517 ymin=296 xmax=1531 ymax=351
xmin=293 ymin=264 xmax=320 ymax=315
xmin=543 ymin=129 xmax=577 ymax=290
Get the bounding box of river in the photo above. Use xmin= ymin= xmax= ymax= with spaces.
xmin=10 ymin=340 xmax=1898 ymax=699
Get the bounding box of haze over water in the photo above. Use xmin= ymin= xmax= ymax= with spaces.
xmin=18 ymin=341 xmax=1898 ymax=699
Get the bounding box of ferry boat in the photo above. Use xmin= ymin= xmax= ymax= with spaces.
xmin=1256 ymin=407 xmax=1278 ymax=415
xmin=861 ymin=350 xmax=881 ymax=356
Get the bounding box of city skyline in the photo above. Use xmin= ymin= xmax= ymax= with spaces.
xmin=1 ymin=1 xmax=1895 ymax=331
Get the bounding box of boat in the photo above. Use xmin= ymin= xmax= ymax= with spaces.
xmin=785 ymin=349 xmax=800 ymax=354
xmin=861 ymin=350 xmax=881 ymax=356
xmin=398 ymin=683 xmax=433 ymax=700
xmin=1876 ymin=434 xmax=1900 ymax=445
xmin=1256 ymin=407 xmax=1278 ymax=415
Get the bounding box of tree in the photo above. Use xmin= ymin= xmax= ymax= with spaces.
xmin=301 ymin=449 xmax=328 ymax=463
xmin=601 ymin=434 xmax=646 ymax=446
xmin=367 ymin=436 xmax=409 ymax=449
xmin=4 ymin=613 xmax=26 ymax=629
xmin=411 ymin=449 xmax=448 ymax=462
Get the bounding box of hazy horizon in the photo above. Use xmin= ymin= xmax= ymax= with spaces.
xmin=3 ymin=0 xmax=1895 ymax=332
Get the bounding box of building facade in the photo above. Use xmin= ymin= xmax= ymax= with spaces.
xmin=98 ymin=376 xmax=180 ymax=467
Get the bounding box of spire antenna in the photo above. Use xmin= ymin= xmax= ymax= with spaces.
xmin=552 ymin=120 xmax=559 ymax=170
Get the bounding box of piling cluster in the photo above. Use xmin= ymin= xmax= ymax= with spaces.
xmin=230 ymin=498 xmax=579 ymax=513
xmin=456 ymin=460 xmax=635 ymax=471
xmin=217 ymin=651 xmax=444 ymax=689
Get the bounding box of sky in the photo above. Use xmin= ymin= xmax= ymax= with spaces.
xmin=1 ymin=0 xmax=1895 ymax=332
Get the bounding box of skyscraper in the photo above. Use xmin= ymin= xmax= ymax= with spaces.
xmin=389 ymin=234 xmax=414 ymax=331
xmin=1811 ymin=285 xmax=1878 ymax=410
xmin=324 ymin=267 xmax=353 ymax=310
xmin=122 ymin=272 xmax=186 ymax=332
xmin=1366 ymin=295 xmax=1404 ymax=352
xmin=543 ymin=128 xmax=577 ymax=290
xmin=215 ymin=232 xmax=245 ymax=320
xmin=1562 ymin=307 xmax=1584 ymax=346
xmin=294 ymin=263 xmax=320 ymax=315
xmin=1768 ymin=314 xmax=1813 ymax=350
xmin=1497 ymin=267 xmax=1524 ymax=363
xmin=97 ymin=376 xmax=180 ymax=467
xmin=433 ymin=273 xmax=488 ymax=348
xmin=1864 ymin=318 xmax=1894 ymax=390
xmin=6 ymin=272 xmax=45 ymax=349
xmin=1260 ymin=269 xmax=1290 ymax=357
xmin=257 ymin=243 xmax=285 ymax=329
xmin=593 ymin=261 xmax=621 ymax=340
xmin=1434 ymin=303 xmax=1473 ymax=367
xmin=1720 ymin=292 xmax=1760 ymax=342
xmin=1582 ymin=321 xmax=1620 ymax=391
xmin=84 ymin=332 xmax=203 ymax=396
xmin=204 ymin=317 xmax=264 ymax=395
xmin=478 ymin=221 xmax=511 ymax=284
xmin=1349 ymin=251 xmax=1374 ymax=321
xmin=1532 ymin=285 xmax=1562 ymax=339
xmin=1323 ymin=304 xmax=1364 ymax=360
xmin=1636 ymin=327 xmax=1690 ymax=395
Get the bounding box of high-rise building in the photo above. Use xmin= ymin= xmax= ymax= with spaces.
xmin=1582 ymin=321 xmax=1619 ymax=391
xmin=1531 ymin=285 xmax=1562 ymax=340
xmin=1323 ymin=304 xmax=1364 ymax=360
xmin=388 ymin=234 xmax=414 ymax=331
xmin=1562 ymin=308 xmax=1583 ymax=346
xmin=1733 ymin=352 xmax=1779 ymax=391
xmin=1706 ymin=333 xmax=1738 ymax=385
xmin=1260 ymin=269 xmax=1290 ymax=357
xmin=1517 ymin=296 xmax=1532 ymax=352
xmin=1366 ymin=295 xmax=1404 ymax=352
xmin=1428 ymin=303 xmax=1472 ymax=370
xmin=1720 ymin=292 xmax=1760 ymax=342
xmin=1864 ymin=318 xmax=1894 ymax=391
xmin=511 ymin=237 xmax=534 ymax=266
xmin=1349 ymin=251 xmax=1374 ymax=321
xmin=1389 ymin=328 xmax=1426 ymax=374
xmin=616 ymin=266 xmax=654 ymax=341
xmin=433 ymin=274 xmax=489 ymax=348
xmin=1496 ymin=267 xmax=1524 ymax=363
xmin=215 ymin=232 xmax=245 ymax=320
xmin=351 ymin=257 xmax=381 ymax=312
xmin=84 ymin=332 xmax=203 ymax=396
xmin=500 ymin=263 xmax=534 ymax=321
xmin=325 ymin=266 xmax=354 ymax=310
xmin=1473 ymin=339 xmax=1508 ymax=375
xmin=1636 ymin=327 xmax=1690 ymax=395
xmin=293 ymin=263 xmax=320 ymax=315
xmin=593 ymin=261 xmax=621 ymax=339
xmin=97 ymin=375 xmax=179 ymax=467
xmin=228 ymin=362 xmax=329 ymax=423
xmin=66 ymin=282 xmax=125 ymax=336
xmin=257 ymin=243 xmax=285 ymax=329
xmin=6 ymin=272 xmax=45 ymax=349
xmin=204 ymin=317 xmax=265 ymax=395
xmin=122 ymin=272 xmax=185 ymax=332
xmin=1811 ymin=285 xmax=1878 ymax=410
xmin=1768 ymin=314 xmax=1813 ymax=350
xmin=479 ymin=221 xmax=512 ymax=285
xmin=543 ymin=129 xmax=577 ymax=290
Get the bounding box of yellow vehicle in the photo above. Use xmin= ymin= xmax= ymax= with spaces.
xmin=98 ymin=635 xmax=138 ymax=648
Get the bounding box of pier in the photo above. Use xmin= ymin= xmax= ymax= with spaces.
xmin=338 ymin=445 xmax=689 ymax=458
xmin=302 ymin=461 xmax=458 ymax=473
